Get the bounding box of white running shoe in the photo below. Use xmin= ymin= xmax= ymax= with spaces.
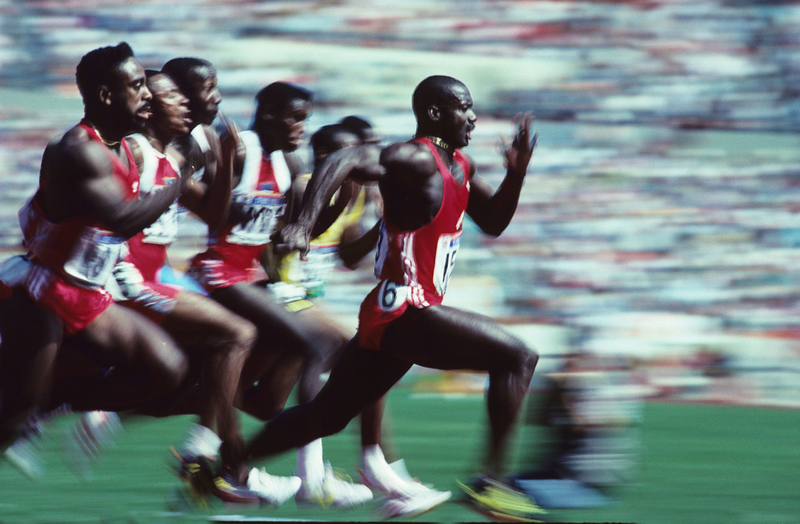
xmin=380 ymin=482 xmax=452 ymax=519
xmin=296 ymin=462 xmax=374 ymax=508
xmin=361 ymin=458 xmax=451 ymax=518
xmin=4 ymin=418 xmax=45 ymax=479
xmin=246 ymin=467 xmax=302 ymax=507
xmin=63 ymin=411 xmax=122 ymax=479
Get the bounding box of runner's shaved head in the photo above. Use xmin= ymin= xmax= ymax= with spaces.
xmin=411 ymin=76 xmax=466 ymax=123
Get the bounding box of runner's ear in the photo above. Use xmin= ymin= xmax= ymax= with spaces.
xmin=98 ymin=85 xmax=112 ymax=106
xmin=428 ymin=105 xmax=441 ymax=123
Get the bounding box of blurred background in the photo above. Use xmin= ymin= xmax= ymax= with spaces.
xmin=1 ymin=0 xmax=799 ymax=523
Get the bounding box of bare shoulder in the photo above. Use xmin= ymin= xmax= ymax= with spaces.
xmin=380 ymin=141 xmax=427 ymax=162
xmin=283 ymin=150 xmax=306 ymax=179
xmin=380 ymin=140 xmax=437 ymax=178
xmin=50 ymin=126 xmax=113 ymax=181
xmin=124 ymin=136 xmax=145 ymax=171
xmin=202 ymin=123 xmax=219 ymax=143
xmin=165 ymin=142 xmax=186 ymax=168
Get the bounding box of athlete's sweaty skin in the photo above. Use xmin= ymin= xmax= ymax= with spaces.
xmin=246 ymin=75 xmax=538 ymax=479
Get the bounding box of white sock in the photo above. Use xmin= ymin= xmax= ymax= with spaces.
xmin=361 ymin=444 xmax=408 ymax=494
xmin=297 ymin=439 xmax=325 ymax=485
xmin=180 ymin=423 xmax=221 ymax=458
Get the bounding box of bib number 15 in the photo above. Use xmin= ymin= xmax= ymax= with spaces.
xmin=433 ymin=232 xmax=461 ymax=295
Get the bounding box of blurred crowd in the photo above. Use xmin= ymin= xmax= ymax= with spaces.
xmin=1 ymin=0 xmax=799 ymax=408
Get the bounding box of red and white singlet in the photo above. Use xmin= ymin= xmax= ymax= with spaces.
xmin=109 ymin=134 xmax=182 ymax=322
xmin=357 ymin=138 xmax=470 ymax=350
xmin=20 ymin=120 xmax=140 ymax=334
xmin=189 ymin=129 xmax=291 ymax=290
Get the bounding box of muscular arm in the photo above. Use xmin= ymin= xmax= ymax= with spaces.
xmin=43 ymin=135 xmax=183 ymax=239
xmin=466 ymin=113 xmax=537 ymax=237
xmin=178 ymin=125 xmax=232 ymax=230
xmin=275 ymin=144 xmax=384 ymax=257
xmin=338 ymin=219 xmax=380 ymax=270
xmin=84 ymin=167 xmax=183 ymax=239
xmin=465 ymin=167 xmax=525 ymax=237
xmin=309 ymin=178 xmax=358 ymax=239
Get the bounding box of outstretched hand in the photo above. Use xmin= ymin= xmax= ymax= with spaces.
xmin=271 ymin=222 xmax=311 ymax=261
xmin=500 ymin=112 xmax=537 ymax=178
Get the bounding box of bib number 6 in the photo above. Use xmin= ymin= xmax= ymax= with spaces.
xmin=377 ymin=280 xmax=407 ymax=313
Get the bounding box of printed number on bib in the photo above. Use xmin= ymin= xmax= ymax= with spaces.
xmin=302 ymin=246 xmax=338 ymax=289
xmin=142 ymin=202 xmax=179 ymax=245
xmin=378 ymin=280 xmax=408 ymax=313
xmin=227 ymin=200 xmax=286 ymax=245
xmin=63 ymin=228 xmax=124 ymax=288
xmin=433 ymin=232 xmax=461 ymax=295
xmin=373 ymin=221 xmax=388 ymax=277
xmin=112 ymin=260 xmax=145 ymax=300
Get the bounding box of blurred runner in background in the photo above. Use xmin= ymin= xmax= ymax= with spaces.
xmin=247 ymin=75 xmax=543 ymax=521
xmin=187 ymin=82 xmax=372 ymax=508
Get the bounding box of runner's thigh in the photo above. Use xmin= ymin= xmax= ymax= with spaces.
xmin=381 ymin=305 xmax=531 ymax=372
xmin=312 ymin=338 xmax=412 ymax=415
xmin=211 ymin=283 xmax=313 ymax=347
xmin=79 ymin=302 xmax=185 ymax=372
xmin=161 ymin=290 xmax=255 ymax=348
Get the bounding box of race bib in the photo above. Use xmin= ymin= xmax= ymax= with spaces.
xmin=373 ymin=220 xmax=388 ymax=278
xmin=142 ymin=200 xmax=179 ymax=245
xmin=63 ymin=227 xmax=124 ymax=288
xmin=227 ymin=197 xmax=286 ymax=245
xmin=0 ymin=255 xmax=32 ymax=287
xmin=433 ymin=232 xmax=461 ymax=295
xmin=377 ymin=279 xmax=409 ymax=313
xmin=111 ymin=259 xmax=145 ymax=301
xmin=302 ymin=245 xmax=339 ymax=295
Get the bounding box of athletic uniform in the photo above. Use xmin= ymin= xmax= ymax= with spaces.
xmin=110 ymin=134 xmax=182 ymax=323
xmin=357 ymin=138 xmax=470 ymax=350
xmin=188 ymin=129 xmax=290 ymax=290
xmin=189 ymin=124 xmax=212 ymax=182
xmin=161 ymin=124 xmax=214 ymax=294
xmin=0 ymin=255 xmax=31 ymax=300
xmin=19 ymin=120 xmax=140 ymax=335
xmin=271 ymin=174 xmax=368 ymax=309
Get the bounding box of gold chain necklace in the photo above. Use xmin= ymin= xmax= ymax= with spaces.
xmin=89 ymin=123 xmax=121 ymax=148
xmin=426 ymin=136 xmax=453 ymax=155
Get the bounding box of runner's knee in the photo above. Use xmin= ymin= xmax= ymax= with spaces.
xmin=228 ymin=316 xmax=258 ymax=356
xmin=515 ymin=343 xmax=539 ymax=383
xmin=501 ymin=338 xmax=538 ymax=383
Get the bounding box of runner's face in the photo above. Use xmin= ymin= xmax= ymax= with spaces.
xmin=148 ymin=74 xmax=191 ymax=138
xmin=277 ymin=98 xmax=312 ymax=151
xmin=314 ymin=131 xmax=359 ymax=165
xmin=112 ymin=58 xmax=152 ymax=132
xmin=187 ymin=67 xmax=221 ymax=126
xmin=359 ymin=128 xmax=379 ymax=145
xmin=440 ymin=84 xmax=476 ymax=149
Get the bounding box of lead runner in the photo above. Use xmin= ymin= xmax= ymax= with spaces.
xmin=244 ymin=75 xmax=543 ymax=521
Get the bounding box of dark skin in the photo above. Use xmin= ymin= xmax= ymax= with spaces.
xmin=182 ymin=65 xmax=222 ymax=128
xmin=172 ymin=65 xmax=223 ymax=216
xmin=0 ymin=57 xmax=192 ymax=448
xmin=246 ymin=79 xmax=539 ymax=479
xmin=254 ymin=128 xmax=386 ymax=452
xmin=0 ymin=289 xmax=61 ymax=448
xmin=193 ymin=94 xmax=345 ymax=421
xmin=119 ymin=73 xmax=256 ymax=466
xmin=37 ymin=58 xmax=191 ymax=410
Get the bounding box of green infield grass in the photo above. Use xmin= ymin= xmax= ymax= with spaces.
xmin=0 ymin=384 xmax=798 ymax=523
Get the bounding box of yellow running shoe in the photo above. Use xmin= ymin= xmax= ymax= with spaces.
xmin=458 ymin=477 xmax=546 ymax=522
